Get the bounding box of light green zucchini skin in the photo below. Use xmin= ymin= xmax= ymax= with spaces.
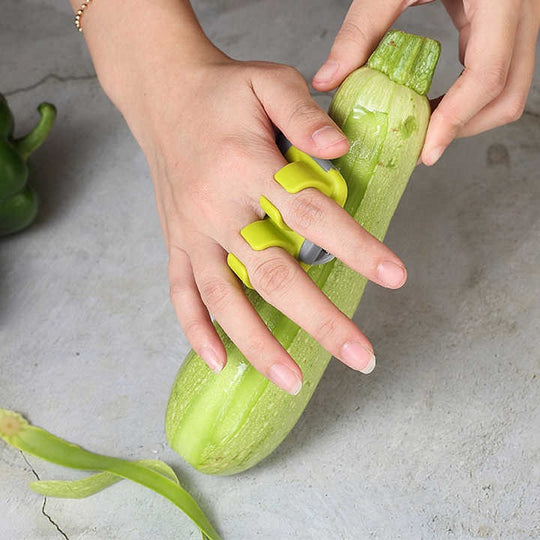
xmin=166 ymin=37 xmax=438 ymax=476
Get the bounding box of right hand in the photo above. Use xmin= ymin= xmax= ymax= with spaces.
xmin=120 ymin=54 xmax=408 ymax=395
xmin=313 ymin=0 xmax=539 ymax=166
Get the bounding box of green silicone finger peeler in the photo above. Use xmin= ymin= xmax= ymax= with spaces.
xmin=227 ymin=132 xmax=348 ymax=288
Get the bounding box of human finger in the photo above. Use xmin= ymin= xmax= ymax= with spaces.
xmin=190 ymin=240 xmax=303 ymax=395
xmin=421 ymin=0 xmax=522 ymax=165
xmin=312 ymin=0 xmax=411 ymax=92
xmin=265 ymin=185 xmax=407 ymax=289
xmin=458 ymin=7 xmax=538 ymax=137
xmin=231 ymin=241 xmax=376 ymax=374
xmin=251 ymin=65 xmax=349 ymax=159
xmin=168 ymin=245 xmax=227 ymax=373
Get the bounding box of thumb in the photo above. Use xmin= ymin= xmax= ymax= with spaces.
xmin=252 ymin=65 xmax=349 ymax=159
xmin=312 ymin=0 xmax=407 ymax=91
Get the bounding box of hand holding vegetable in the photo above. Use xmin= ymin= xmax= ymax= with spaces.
xmin=70 ymin=0 xmax=538 ymax=395
xmin=166 ymin=31 xmax=440 ymax=475
xmin=313 ymin=0 xmax=540 ymax=165
xmin=71 ymin=0 xmax=409 ymax=394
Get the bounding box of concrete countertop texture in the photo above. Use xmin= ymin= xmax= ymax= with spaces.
xmin=1 ymin=1 xmax=539 ymax=539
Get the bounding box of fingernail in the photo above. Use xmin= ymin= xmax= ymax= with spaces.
xmin=268 ymin=364 xmax=302 ymax=395
xmin=425 ymin=146 xmax=444 ymax=166
xmin=377 ymin=261 xmax=407 ymax=288
xmin=201 ymin=346 xmax=223 ymax=373
xmin=313 ymin=61 xmax=339 ymax=83
xmin=341 ymin=341 xmax=376 ymax=374
xmin=312 ymin=125 xmax=347 ymax=149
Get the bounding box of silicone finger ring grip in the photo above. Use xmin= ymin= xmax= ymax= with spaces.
xmin=227 ymin=135 xmax=348 ymax=288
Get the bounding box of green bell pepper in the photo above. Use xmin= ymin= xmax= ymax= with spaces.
xmin=0 ymin=93 xmax=56 ymax=236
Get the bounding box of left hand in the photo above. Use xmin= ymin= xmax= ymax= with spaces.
xmin=312 ymin=0 xmax=540 ymax=166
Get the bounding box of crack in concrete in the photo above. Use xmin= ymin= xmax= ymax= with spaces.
xmin=4 ymin=72 xmax=97 ymax=97
xmin=21 ymin=453 xmax=70 ymax=540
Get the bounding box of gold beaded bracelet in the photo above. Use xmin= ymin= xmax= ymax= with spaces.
xmin=74 ymin=0 xmax=94 ymax=32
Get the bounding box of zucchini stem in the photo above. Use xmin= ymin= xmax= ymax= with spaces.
xmin=368 ymin=30 xmax=441 ymax=95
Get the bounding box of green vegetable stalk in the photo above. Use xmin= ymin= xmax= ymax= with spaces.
xmin=0 ymin=94 xmax=56 ymax=236
xmin=0 ymin=408 xmax=221 ymax=540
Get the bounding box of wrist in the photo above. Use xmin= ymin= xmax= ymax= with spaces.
xmin=73 ymin=0 xmax=226 ymax=113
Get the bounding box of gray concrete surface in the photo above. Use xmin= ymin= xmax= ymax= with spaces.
xmin=1 ymin=1 xmax=539 ymax=539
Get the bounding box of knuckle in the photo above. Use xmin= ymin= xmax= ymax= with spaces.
xmin=315 ymin=315 xmax=340 ymax=344
xmin=214 ymin=137 xmax=251 ymax=172
xmin=182 ymin=319 xmax=207 ymax=342
xmin=277 ymin=63 xmax=302 ymax=80
xmin=287 ymin=98 xmax=319 ymax=128
xmin=435 ymin=107 xmax=466 ymax=133
xmin=289 ymin=192 xmax=324 ymax=230
xmin=252 ymin=257 xmax=292 ymax=296
xmin=336 ymin=20 xmax=369 ymax=49
xmin=168 ymin=244 xmax=188 ymax=264
xmin=168 ymin=247 xmax=190 ymax=305
xmin=169 ymin=282 xmax=186 ymax=305
xmin=476 ymin=64 xmax=507 ymax=97
xmin=199 ymin=278 xmax=232 ymax=312
xmin=244 ymin=337 xmax=268 ymax=364
xmin=258 ymin=63 xmax=304 ymax=87
xmin=501 ymin=96 xmax=526 ymax=124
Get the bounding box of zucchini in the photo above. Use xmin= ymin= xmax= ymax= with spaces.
xmin=165 ymin=31 xmax=441 ymax=475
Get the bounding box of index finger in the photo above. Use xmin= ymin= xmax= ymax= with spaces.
xmin=312 ymin=0 xmax=406 ymax=92
xmin=421 ymin=0 xmax=522 ymax=165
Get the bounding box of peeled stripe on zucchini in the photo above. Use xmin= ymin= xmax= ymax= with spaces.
xmin=165 ymin=31 xmax=441 ymax=475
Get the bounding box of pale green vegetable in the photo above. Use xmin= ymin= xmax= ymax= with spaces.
xmin=30 ymin=459 xmax=179 ymax=499
xmin=0 ymin=408 xmax=221 ymax=540
xmin=165 ymin=31 xmax=441 ymax=476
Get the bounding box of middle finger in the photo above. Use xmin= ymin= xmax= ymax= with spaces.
xmin=263 ymin=184 xmax=407 ymax=289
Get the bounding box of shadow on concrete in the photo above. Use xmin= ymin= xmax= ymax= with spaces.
xmin=0 ymin=112 xmax=108 ymax=325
